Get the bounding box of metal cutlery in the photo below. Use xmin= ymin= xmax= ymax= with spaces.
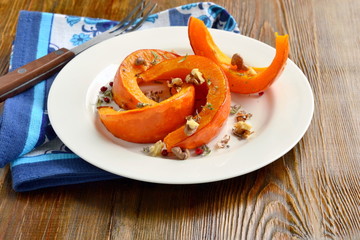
xmin=0 ymin=0 xmax=157 ymax=102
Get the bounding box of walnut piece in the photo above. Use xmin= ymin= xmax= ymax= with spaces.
xmin=216 ymin=135 xmax=231 ymax=149
xmin=134 ymin=57 xmax=147 ymax=66
xmin=231 ymin=53 xmax=248 ymax=71
xmin=167 ymin=78 xmax=183 ymax=92
xmin=184 ymin=116 xmax=199 ymax=136
xmin=231 ymin=53 xmax=257 ymax=76
xmin=144 ymin=140 xmax=166 ymax=157
xmin=171 ymin=147 xmax=190 ymax=160
xmin=168 ymin=78 xmax=183 ymax=87
xmin=185 ymin=68 xmax=205 ymax=85
xmin=232 ymin=121 xmax=253 ymax=139
xmin=236 ymin=111 xmax=253 ymax=122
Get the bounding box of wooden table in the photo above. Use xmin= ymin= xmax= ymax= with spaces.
xmin=1 ymin=0 xmax=359 ymax=239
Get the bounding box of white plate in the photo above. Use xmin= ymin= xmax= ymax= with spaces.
xmin=48 ymin=27 xmax=314 ymax=184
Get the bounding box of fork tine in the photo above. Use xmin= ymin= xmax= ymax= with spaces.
xmin=70 ymin=0 xmax=156 ymax=55
xmin=102 ymin=0 xmax=146 ymax=35
xmin=128 ymin=3 xmax=157 ymax=32
xmin=111 ymin=1 xmax=157 ymax=35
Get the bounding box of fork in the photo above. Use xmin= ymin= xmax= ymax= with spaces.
xmin=0 ymin=0 xmax=157 ymax=102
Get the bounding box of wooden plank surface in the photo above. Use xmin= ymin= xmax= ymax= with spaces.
xmin=0 ymin=0 xmax=359 ymax=239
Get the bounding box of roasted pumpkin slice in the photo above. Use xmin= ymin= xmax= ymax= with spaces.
xmin=98 ymin=84 xmax=195 ymax=143
xmin=188 ymin=16 xmax=289 ymax=94
xmin=112 ymin=49 xmax=179 ymax=109
xmin=139 ymin=55 xmax=231 ymax=150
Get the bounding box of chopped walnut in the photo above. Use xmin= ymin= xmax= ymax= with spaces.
xmin=231 ymin=53 xmax=257 ymax=76
xmin=135 ymin=57 xmax=147 ymax=66
xmin=171 ymin=147 xmax=190 ymax=160
xmin=168 ymin=78 xmax=183 ymax=87
xmin=231 ymin=53 xmax=248 ymax=71
xmin=184 ymin=116 xmax=199 ymax=136
xmin=236 ymin=110 xmax=253 ymax=122
xmin=232 ymin=121 xmax=253 ymax=139
xmin=144 ymin=140 xmax=166 ymax=157
xmin=185 ymin=68 xmax=206 ymax=85
xmin=167 ymin=78 xmax=183 ymax=92
xmin=216 ymin=135 xmax=231 ymax=149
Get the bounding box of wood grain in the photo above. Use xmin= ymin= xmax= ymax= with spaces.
xmin=1 ymin=0 xmax=360 ymax=239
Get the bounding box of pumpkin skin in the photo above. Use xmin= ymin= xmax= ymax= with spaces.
xmin=188 ymin=16 xmax=289 ymax=94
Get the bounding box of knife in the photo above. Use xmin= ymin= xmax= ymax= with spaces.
xmin=0 ymin=1 xmax=156 ymax=102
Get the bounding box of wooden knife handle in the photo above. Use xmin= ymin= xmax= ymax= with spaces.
xmin=0 ymin=48 xmax=75 ymax=102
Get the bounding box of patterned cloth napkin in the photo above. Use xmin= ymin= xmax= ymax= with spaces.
xmin=0 ymin=2 xmax=239 ymax=192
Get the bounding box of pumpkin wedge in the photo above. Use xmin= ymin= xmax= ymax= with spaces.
xmin=188 ymin=16 xmax=289 ymax=94
xmin=112 ymin=49 xmax=179 ymax=109
xmin=139 ymin=55 xmax=231 ymax=150
xmin=98 ymin=84 xmax=195 ymax=143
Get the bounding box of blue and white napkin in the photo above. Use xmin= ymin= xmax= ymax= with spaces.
xmin=0 ymin=2 xmax=239 ymax=192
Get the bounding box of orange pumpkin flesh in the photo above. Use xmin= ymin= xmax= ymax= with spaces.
xmin=97 ymin=18 xmax=290 ymax=154
xmin=98 ymin=84 xmax=195 ymax=143
xmin=139 ymin=55 xmax=231 ymax=150
xmin=188 ymin=16 xmax=289 ymax=94
xmin=112 ymin=49 xmax=179 ymax=109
